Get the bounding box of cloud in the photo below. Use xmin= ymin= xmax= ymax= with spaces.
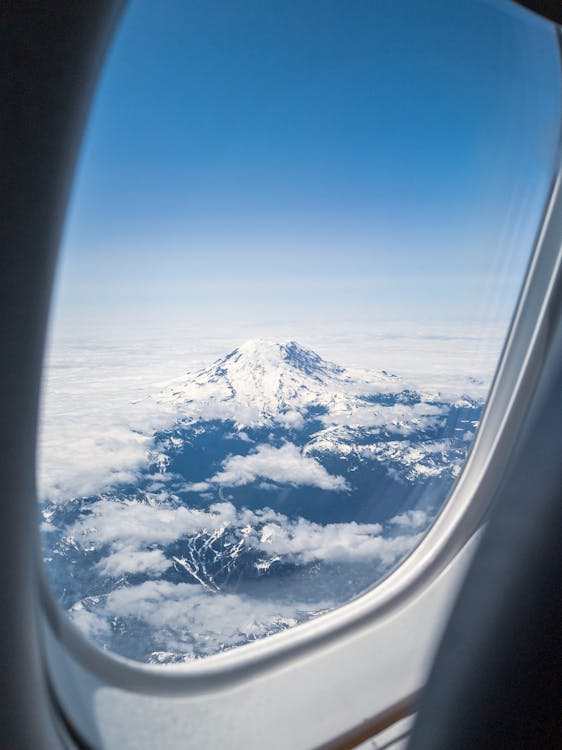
xmin=67 ymin=498 xmax=240 ymax=549
xmin=55 ymin=493 xmax=427 ymax=661
xmin=184 ymin=481 xmax=211 ymax=492
xmin=37 ymin=425 xmax=153 ymax=503
xmin=38 ymin=326 xmax=491 ymax=505
xmin=254 ymin=518 xmax=420 ymax=566
xmin=68 ymin=602 xmax=111 ymax=639
xmin=277 ymin=410 xmax=305 ymax=430
xmin=209 ymin=442 xmax=349 ymax=491
xmin=62 ymin=497 xmax=422 ymax=583
xmin=389 ymin=508 xmax=430 ymax=531
xmin=66 ymin=505 xmax=421 ymax=659
xmin=36 ymin=335 xmax=221 ymax=504
xmin=70 ymin=580 xmax=333 ymax=660
xmin=96 ymin=547 xmax=172 ymax=577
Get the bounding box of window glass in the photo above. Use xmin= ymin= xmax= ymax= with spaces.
xmin=39 ymin=0 xmax=560 ymax=663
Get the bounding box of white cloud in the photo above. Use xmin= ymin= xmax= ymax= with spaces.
xmin=389 ymin=508 xmax=430 ymax=531
xmin=277 ymin=410 xmax=305 ymax=429
xmin=63 ymin=497 xmax=422 ymax=582
xmin=38 ymin=327 xmax=489 ymax=505
xmin=69 ymin=602 xmax=111 ymax=639
xmin=68 ymin=498 xmax=240 ymax=549
xmin=37 ymin=333 xmax=232 ymax=504
xmin=254 ymin=518 xmax=420 ymax=566
xmin=209 ymin=442 xmax=349 ymax=491
xmin=96 ymin=547 xmax=172 ymax=577
xmin=66 ymin=506 xmax=421 ymax=657
xmin=184 ymin=481 xmax=211 ymax=492
xmin=38 ymin=420 xmax=156 ymax=504
xmin=72 ymin=579 xmax=332 ymax=659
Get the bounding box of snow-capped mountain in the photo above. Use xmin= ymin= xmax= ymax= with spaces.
xmin=151 ymin=339 xmax=480 ymax=489
xmin=157 ymin=339 xmax=399 ymax=429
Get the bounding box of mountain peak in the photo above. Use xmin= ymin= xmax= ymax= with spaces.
xmin=158 ymin=339 xmax=403 ymax=429
xmin=169 ymin=339 xmax=346 ymax=424
xmin=217 ymin=339 xmax=343 ymax=379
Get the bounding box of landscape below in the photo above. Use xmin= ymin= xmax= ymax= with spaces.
xmin=41 ymin=340 xmax=483 ymax=663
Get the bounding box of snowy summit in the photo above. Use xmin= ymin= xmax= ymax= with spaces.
xmin=160 ymin=338 xmax=398 ymax=429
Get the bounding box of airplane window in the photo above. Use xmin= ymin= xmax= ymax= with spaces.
xmin=38 ymin=0 xmax=561 ymax=664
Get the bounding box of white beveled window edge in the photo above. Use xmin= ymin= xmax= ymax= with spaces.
xmin=38 ymin=27 xmax=562 ymax=750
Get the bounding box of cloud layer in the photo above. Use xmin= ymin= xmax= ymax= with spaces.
xmin=61 ymin=498 xmax=422 ymax=577
xmin=208 ymin=442 xmax=349 ymax=491
xmin=38 ymin=327 xmax=491 ymax=503
xmin=60 ymin=494 xmax=426 ymax=661
xmin=70 ymin=580 xmax=334 ymax=661
xmin=48 ymin=495 xmax=428 ymax=659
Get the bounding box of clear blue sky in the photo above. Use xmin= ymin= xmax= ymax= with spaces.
xmin=53 ymin=0 xmax=561 ymax=333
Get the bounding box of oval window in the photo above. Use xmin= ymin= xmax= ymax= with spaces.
xmin=39 ymin=0 xmax=561 ymax=663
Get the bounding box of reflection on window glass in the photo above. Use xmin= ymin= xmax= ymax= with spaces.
xmin=39 ymin=0 xmax=560 ymax=663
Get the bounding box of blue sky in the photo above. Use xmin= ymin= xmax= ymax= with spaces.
xmin=52 ymin=0 xmax=560 ymax=332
